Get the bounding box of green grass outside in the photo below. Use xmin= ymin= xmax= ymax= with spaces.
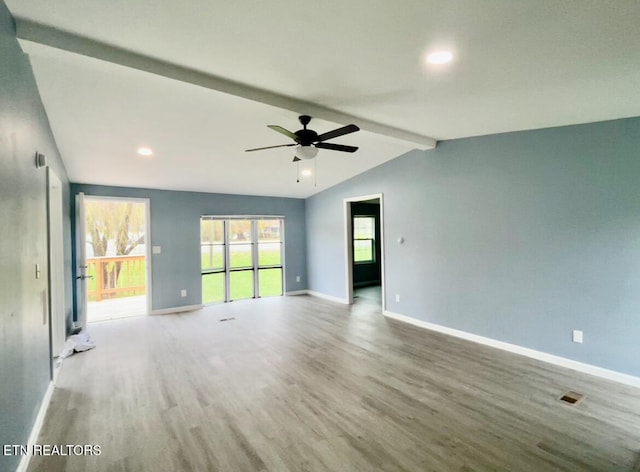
xmin=354 ymin=246 xmax=372 ymax=262
xmin=86 ymin=247 xmax=283 ymax=304
xmin=201 ymin=247 xmax=283 ymax=303
xmin=354 ymin=241 xmax=374 ymax=263
xmin=201 ymin=245 xmax=281 ymax=270
xmin=202 ymin=269 xmax=283 ymax=303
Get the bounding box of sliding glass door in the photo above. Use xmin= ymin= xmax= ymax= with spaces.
xmin=201 ymin=217 xmax=284 ymax=303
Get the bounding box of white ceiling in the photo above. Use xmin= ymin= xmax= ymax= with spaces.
xmin=7 ymin=0 xmax=640 ymax=198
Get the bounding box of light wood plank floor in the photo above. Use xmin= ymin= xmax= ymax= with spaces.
xmin=31 ymin=295 xmax=640 ymax=471
xmin=353 ymin=285 xmax=382 ymax=305
xmin=88 ymin=295 xmax=147 ymax=323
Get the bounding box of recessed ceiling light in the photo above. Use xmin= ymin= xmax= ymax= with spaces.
xmin=426 ymin=51 xmax=453 ymax=65
xmin=137 ymin=147 xmax=153 ymax=156
xmin=301 ymin=169 xmax=312 ymax=177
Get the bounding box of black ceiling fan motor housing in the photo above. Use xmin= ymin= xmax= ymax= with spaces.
xmin=295 ymin=115 xmax=317 ymax=145
xmin=295 ymin=128 xmax=318 ymax=145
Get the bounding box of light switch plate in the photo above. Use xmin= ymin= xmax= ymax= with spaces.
xmin=152 ymin=246 xmax=161 ymax=254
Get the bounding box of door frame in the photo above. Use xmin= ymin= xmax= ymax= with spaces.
xmin=78 ymin=195 xmax=152 ymax=321
xmin=343 ymin=193 xmax=385 ymax=309
xmin=75 ymin=192 xmax=87 ymax=331
xmin=47 ymin=169 xmax=66 ymax=363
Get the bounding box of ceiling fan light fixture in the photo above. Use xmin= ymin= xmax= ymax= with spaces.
xmin=296 ymin=145 xmax=318 ymax=160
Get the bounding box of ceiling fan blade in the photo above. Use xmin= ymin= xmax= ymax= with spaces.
xmin=316 ymin=124 xmax=359 ymax=142
xmin=268 ymin=125 xmax=298 ymax=141
xmin=245 ymin=143 xmax=296 ymax=152
xmin=315 ymin=142 xmax=359 ymax=153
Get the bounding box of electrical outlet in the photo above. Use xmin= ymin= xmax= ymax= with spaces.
xmin=296 ymin=276 xmax=301 ymax=283
xmin=395 ymin=294 xmax=400 ymax=303
xmin=572 ymin=330 xmax=583 ymax=343
xmin=181 ymin=289 xmax=187 ymax=297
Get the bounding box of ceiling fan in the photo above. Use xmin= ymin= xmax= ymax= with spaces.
xmin=245 ymin=115 xmax=360 ymax=161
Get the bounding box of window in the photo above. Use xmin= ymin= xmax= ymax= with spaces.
xmin=257 ymin=219 xmax=283 ymax=297
xmin=353 ymin=216 xmax=375 ymax=263
xmin=201 ymin=219 xmax=225 ymax=303
xmin=201 ymin=217 xmax=284 ymax=303
xmin=227 ymin=219 xmax=254 ymax=300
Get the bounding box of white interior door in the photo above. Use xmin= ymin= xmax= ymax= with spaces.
xmin=75 ymin=192 xmax=89 ymax=331
xmin=48 ymin=169 xmax=66 ymax=356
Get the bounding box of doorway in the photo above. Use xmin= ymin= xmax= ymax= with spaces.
xmin=78 ymin=196 xmax=150 ymax=323
xmin=344 ymin=194 xmax=385 ymax=308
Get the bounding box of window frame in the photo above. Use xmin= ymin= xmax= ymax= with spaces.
xmin=353 ymin=215 xmax=376 ymax=264
xmin=201 ymin=217 xmax=284 ymax=303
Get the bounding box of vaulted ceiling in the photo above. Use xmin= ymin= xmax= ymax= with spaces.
xmin=7 ymin=0 xmax=640 ymax=197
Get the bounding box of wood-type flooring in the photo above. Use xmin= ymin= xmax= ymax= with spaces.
xmin=29 ymin=295 xmax=640 ymax=471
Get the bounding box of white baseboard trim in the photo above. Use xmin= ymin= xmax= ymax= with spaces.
xmin=285 ymin=290 xmax=309 ymax=296
xmin=150 ymin=304 xmax=204 ymax=315
xmin=383 ymin=310 xmax=640 ymax=389
xmin=307 ymin=290 xmax=350 ymax=305
xmin=17 ymin=381 xmax=55 ymax=472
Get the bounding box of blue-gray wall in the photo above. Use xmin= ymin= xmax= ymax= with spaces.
xmin=306 ymin=117 xmax=640 ymax=377
xmin=71 ymin=184 xmax=307 ymax=312
xmin=0 ymin=2 xmax=73 ymax=470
